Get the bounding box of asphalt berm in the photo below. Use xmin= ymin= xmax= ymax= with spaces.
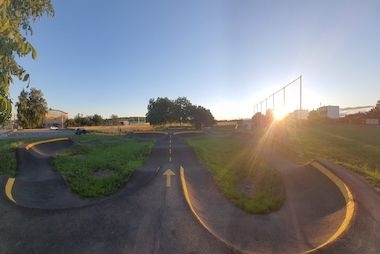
xmin=8 ymin=138 xmax=160 ymax=210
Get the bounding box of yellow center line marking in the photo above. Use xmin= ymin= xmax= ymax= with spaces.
xmin=25 ymin=137 xmax=69 ymax=150
xmin=5 ymin=178 xmax=16 ymax=203
xmin=304 ymin=161 xmax=356 ymax=253
xmin=169 ymin=135 xmax=172 ymax=161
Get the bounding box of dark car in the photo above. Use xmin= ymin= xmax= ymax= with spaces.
xmin=75 ymin=128 xmax=89 ymax=135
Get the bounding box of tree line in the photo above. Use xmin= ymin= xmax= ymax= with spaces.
xmin=146 ymin=97 xmax=215 ymax=129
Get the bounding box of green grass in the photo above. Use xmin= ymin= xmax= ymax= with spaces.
xmin=279 ymin=123 xmax=380 ymax=191
xmin=0 ymin=140 xmax=20 ymax=176
xmin=0 ymin=138 xmax=40 ymax=176
xmin=54 ymin=135 xmax=154 ymax=197
xmin=187 ymin=137 xmax=285 ymax=214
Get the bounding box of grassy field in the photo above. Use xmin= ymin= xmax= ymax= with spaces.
xmin=73 ymin=124 xmax=154 ymax=134
xmin=278 ymin=123 xmax=380 ymax=191
xmin=187 ymin=137 xmax=285 ymax=214
xmin=54 ymin=134 xmax=154 ymax=197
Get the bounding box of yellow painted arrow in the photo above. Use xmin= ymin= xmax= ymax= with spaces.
xmin=163 ymin=169 xmax=175 ymax=187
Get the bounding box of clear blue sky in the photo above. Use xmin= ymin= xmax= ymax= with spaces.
xmin=10 ymin=0 xmax=380 ymax=120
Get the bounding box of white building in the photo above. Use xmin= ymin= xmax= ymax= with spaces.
xmin=318 ymin=105 xmax=339 ymax=119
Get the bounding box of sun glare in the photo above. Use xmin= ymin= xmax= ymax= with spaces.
xmin=273 ymin=110 xmax=286 ymax=121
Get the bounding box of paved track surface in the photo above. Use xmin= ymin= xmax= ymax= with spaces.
xmin=176 ymin=134 xmax=346 ymax=254
xmin=315 ymin=160 xmax=380 ymax=254
xmin=12 ymin=139 xmax=94 ymax=209
xmin=0 ymin=131 xmax=379 ymax=253
xmin=0 ymin=133 xmax=235 ymax=254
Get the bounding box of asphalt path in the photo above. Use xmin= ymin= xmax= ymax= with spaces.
xmin=0 ymin=131 xmax=379 ymax=253
xmin=0 ymin=132 xmax=235 ymax=254
xmin=315 ymin=160 xmax=380 ymax=254
xmin=175 ymin=134 xmax=346 ymax=254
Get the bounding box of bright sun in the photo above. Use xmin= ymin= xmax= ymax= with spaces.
xmin=273 ymin=110 xmax=286 ymax=121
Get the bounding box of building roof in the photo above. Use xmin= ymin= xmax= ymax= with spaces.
xmin=47 ymin=109 xmax=68 ymax=115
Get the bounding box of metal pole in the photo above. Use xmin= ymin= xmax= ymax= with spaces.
xmin=300 ymin=75 xmax=302 ymax=111
xmin=283 ymin=87 xmax=286 ymax=113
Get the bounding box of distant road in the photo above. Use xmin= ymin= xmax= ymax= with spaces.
xmin=0 ymin=128 xmax=74 ymax=139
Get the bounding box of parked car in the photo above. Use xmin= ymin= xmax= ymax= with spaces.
xmin=50 ymin=126 xmax=59 ymax=130
xmin=75 ymin=128 xmax=89 ymax=135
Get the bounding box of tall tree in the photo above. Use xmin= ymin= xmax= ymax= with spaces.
xmin=91 ymin=114 xmax=104 ymax=126
xmin=146 ymin=96 xmax=215 ymax=128
xmin=190 ymin=105 xmax=216 ymax=129
xmin=16 ymin=88 xmax=48 ymax=128
xmin=0 ymin=0 xmax=54 ymax=124
xmin=110 ymin=114 xmax=119 ymax=125
xmin=16 ymin=89 xmax=28 ymax=127
xmin=0 ymin=92 xmax=11 ymax=125
xmin=146 ymin=97 xmax=175 ymax=125
xmin=174 ymin=97 xmax=192 ymax=125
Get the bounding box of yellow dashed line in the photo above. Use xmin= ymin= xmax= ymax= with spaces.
xmin=5 ymin=178 xmax=16 ymax=203
xmin=169 ymin=135 xmax=172 ymax=162
xmin=304 ymin=161 xmax=356 ymax=253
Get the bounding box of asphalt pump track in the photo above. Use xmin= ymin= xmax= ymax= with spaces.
xmin=3 ymin=134 xmax=379 ymax=253
xmin=5 ymin=137 xmax=160 ymax=209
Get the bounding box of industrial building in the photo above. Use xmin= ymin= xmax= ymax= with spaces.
xmin=318 ymin=105 xmax=340 ymax=119
xmin=44 ymin=109 xmax=68 ymax=128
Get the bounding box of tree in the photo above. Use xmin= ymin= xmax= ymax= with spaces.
xmin=73 ymin=114 xmax=92 ymax=126
xmin=64 ymin=118 xmax=75 ymax=128
xmin=16 ymin=88 xmax=48 ymax=128
xmin=0 ymin=93 xmax=11 ymax=125
xmin=146 ymin=97 xmax=175 ymax=125
xmin=252 ymin=112 xmax=265 ymax=127
xmin=146 ymin=96 xmax=216 ymax=128
xmin=366 ymin=100 xmax=380 ymax=119
xmin=91 ymin=114 xmax=104 ymax=126
xmin=16 ymin=89 xmax=28 ymax=127
xmin=110 ymin=114 xmax=119 ymax=125
xmin=0 ymin=0 xmax=54 ymax=124
xmin=307 ymin=109 xmax=324 ymax=123
xmin=173 ymin=97 xmax=192 ymax=125
xmin=190 ymin=105 xmax=216 ymax=129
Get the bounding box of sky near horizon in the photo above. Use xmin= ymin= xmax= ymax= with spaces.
xmin=10 ymin=0 xmax=380 ymax=120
